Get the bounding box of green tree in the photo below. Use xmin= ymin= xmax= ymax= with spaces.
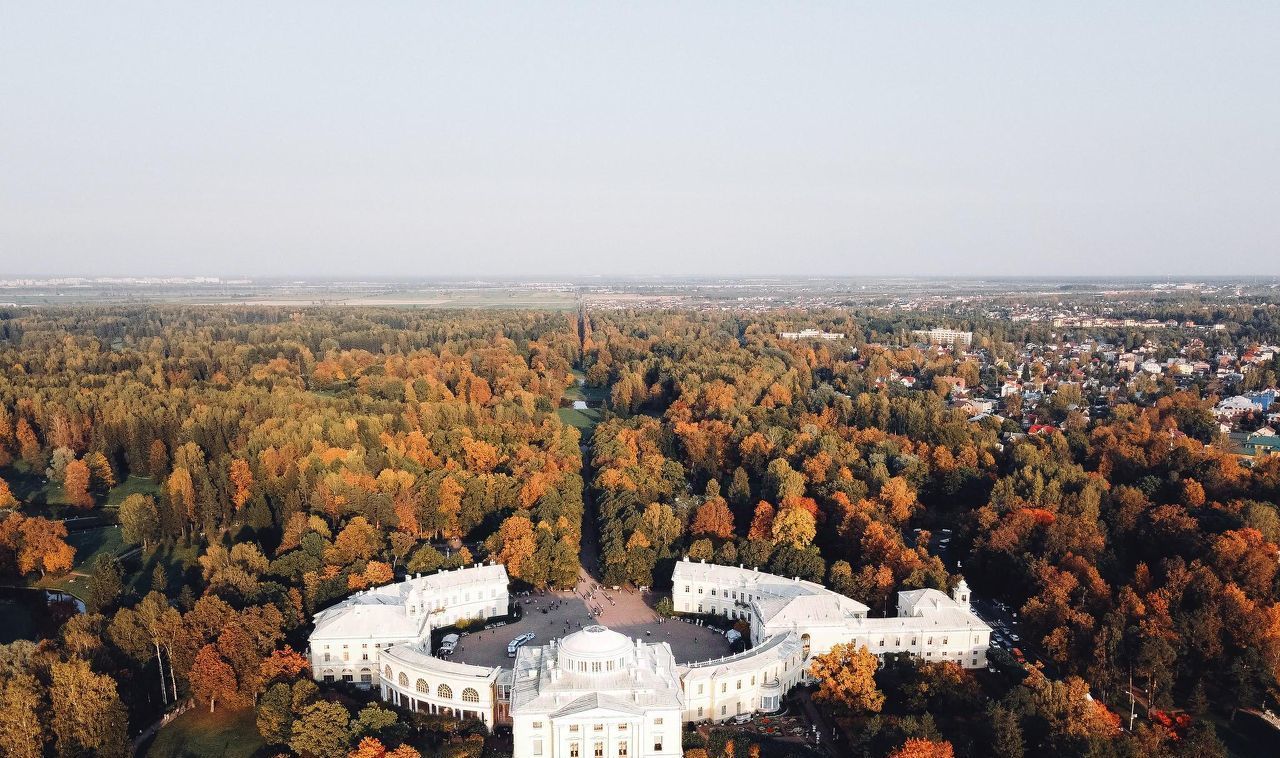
xmin=85 ymin=555 xmax=123 ymax=614
xmin=289 ymin=700 xmax=353 ymax=758
xmin=119 ymin=494 xmax=160 ymax=550
xmin=257 ymin=682 xmax=294 ymax=746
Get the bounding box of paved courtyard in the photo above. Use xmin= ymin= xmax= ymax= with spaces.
xmin=448 ymin=569 xmax=732 ymax=668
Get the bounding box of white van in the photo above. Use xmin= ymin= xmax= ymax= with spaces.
xmin=439 ymin=633 xmax=460 ymax=656
xmin=507 ymin=632 xmax=536 ymax=657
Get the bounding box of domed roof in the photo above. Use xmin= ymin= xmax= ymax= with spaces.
xmin=559 ymin=625 xmax=632 ymax=659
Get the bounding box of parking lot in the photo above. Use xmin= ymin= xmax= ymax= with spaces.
xmin=446 ymin=570 xmax=732 ymax=668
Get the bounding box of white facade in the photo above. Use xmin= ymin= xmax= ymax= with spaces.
xmin=510 ymin=626 xmax=683 ymax=758
xmin=308 ymin=563 xmax=510 ymax=688
xmin=672 ymin=559 xmax=990 ymax=670
xmin=779 ymin=329 xmax=845 ymax=341
xmin=309 ymin=560 xmax=991 ymax=755
xmin=912 ymin=328 xmax=974 ymax=347
xmin=379 ymin=642 xmax=504 ymax=726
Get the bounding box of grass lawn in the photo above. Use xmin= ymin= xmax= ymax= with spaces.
xmin=145 ymin=707 xmax=266 ymax=758
xmin=563 ymin=370 xmax=609 ymax=404
xmin=105 ymin=474 xmax=160 ymax=507
xmin=2 ymin=464 xmax=154 ymax=515
xmin=33 ymin=526 xmax=125 ymax=598
xmin=128 ymin=543 xmax=201 ymax=597
xmin=558 ymin=407 xmax=603 ymax=437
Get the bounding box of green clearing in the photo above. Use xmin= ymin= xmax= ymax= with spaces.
xmin=563 ymin=369 xmax=609 ymax=403
xmin=35 ymin=526 xmax=126 ymax=598
xmin=1 ymin=464 xmax=155 ymax=514
xmin=128 ymin=543 xmax=201 ymax=597
xmin=145 ymin=707 xmax=266 ymax=758
xmin=105 ymin=474 xmax=160 ymax=506
xmin=558 ymin=407 xmax=603 ymax=438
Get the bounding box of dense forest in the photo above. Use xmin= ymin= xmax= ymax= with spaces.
xmin=583 ymin=309 xmax=1280 ymax=756
xmin=1 ymin=305 xmax=1278 ymax=757
xmin=0 ymin=308 xmax=585 ymax=757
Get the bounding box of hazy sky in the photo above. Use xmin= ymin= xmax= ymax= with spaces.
xmin=2 ymin=2 xmax=1277 ymax=278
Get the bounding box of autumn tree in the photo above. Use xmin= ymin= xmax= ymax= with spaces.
xmin=808 ymin=642 xmax=884 ymax=714
xmin=62 ymin=458 xmax=94 ymax=508
xmin=119 ymin=493 xmax=161 ymax=550
xmin=190 ymin=644 xmax=239 ymax=712
xmin=0 ymin=672 xmax=46 ymax=758
xmin=486 ymin=514 xmax=538 ymax=581
xmin=692 ymin=496 xmax=736 ymax=540
xmin=889 ymin=738 xmax=955 ymax=758
xmin=771 ymin=505 xmax=816 ymax=549
xmin=0 ymin=476 xmax=17 ymax=510
xmin=230 ymin=458 xmax=254 ymax=510
xmin=290 ymin=700 xmax=353 ymax=758
xmin=747 ymin=501 xmax=775 ymax=541
xmin=50 ymin=657 xmax=128 ymax=758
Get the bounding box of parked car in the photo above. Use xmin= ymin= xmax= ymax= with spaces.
xmin=507 ymin=632 xmax=537 ymax=657
xmin=439 ymin=633 xmax=460 ymax=656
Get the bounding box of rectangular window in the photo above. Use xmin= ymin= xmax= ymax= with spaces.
xmin=697 ymin=707 xmax=703 ymax=718
xmin=570 ymin=725 xmax=579 ymax=732
xmin=654 ymin=738 xmax=664 ymax=752
xmin=594 ymin=724 xmax=604 ymax=732
xmin=594 ymin=743 xmax=604 ymax=758
xmin=533 ymin=739 xmax=543 ymax=756
xmin=532 ymin=722 xmax=543 ymax=729
xmin=698 ymin=684 xmax=704 ymax=694
xmin=736 ymin=680 xmax=742 ymax=690
xmin=684 ymin=585 xmax=690 ymax=593
xmin=654 ymin=718 xmax=663 ymax=725
xmin=360 ymin=673 xmax=371 ymax=683
xmin=570 ymin=744 xmax=580 ymax=758
xmin=323 ymin=675 xmax=335 ymax=683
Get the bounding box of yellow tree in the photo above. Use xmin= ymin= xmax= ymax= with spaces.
xmin=808 ymin=642 xmax=884 ymax=714
xmin=0 ymin=476 xmax=17 ymax=509
xmin=229 ymin=459 xmax=254 ymax=510
xmin=486 ymin=515 xmax=538 ymax=580
xmin=771 ymin=506 xmax=816 ymax=549
xmin=879 ymin=477 xmax=918 ymax=524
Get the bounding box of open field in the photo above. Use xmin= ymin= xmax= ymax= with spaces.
xmin=144 ymin=707 xmax=265 ymax=758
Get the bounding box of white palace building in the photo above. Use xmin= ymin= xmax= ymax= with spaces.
xmin=308 ymin=558 xmax=991 ymax=758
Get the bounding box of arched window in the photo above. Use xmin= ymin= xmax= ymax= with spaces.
xmin=384 ymin=665 xmax=392 ymax=678
xmin=398 ymin=672 xmax=409 ymax=687
xmin=416 ymin=678 xmax=429 ymax=693
xmin=437 ymin=684 xmax=452 ymax=699
xmin=461 ymin=687 xmax=479 ymax=703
